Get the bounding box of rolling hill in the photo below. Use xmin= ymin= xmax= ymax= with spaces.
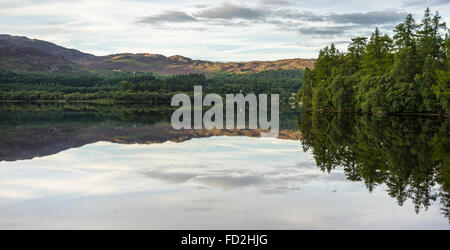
xmin=0 ymin=34 xmax=315 ymax=74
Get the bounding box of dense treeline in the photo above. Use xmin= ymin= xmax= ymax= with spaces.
xmin=0 ymin=90 xmax=176 ymax=103
xmin=297 ymin=8 xmax=450 ymax=114
xmin=0 ymin=69 xmax=303 ymax=103
xmin=119 ymin=70 xmax=302 ymax=105
xmin=0 ymin=70 xmax=156 ymax=88
xmin=120 ymin=74 xmax=206 ymax=92
xmin=119 ymin=70 xmax=302 ymax=95
xmin=298 ymin=111 xmax=450 ymax=221
xmin=0 ymin=70 xmax=156 ymax=97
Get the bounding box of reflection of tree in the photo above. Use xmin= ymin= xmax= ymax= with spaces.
xmin=298 ymin=111 xmax=450 ymax=222
xmin=433 ymin=120 xmax=450 ymax=222
xmin=0 ymin=102 xmax=302 ymax=130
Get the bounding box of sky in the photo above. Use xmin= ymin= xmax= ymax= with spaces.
xmin=0 ymin=0 xmax=449 ymax=61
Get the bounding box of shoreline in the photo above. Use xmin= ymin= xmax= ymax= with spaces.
xmin=293 ymin=107 xmax=450 ymax=118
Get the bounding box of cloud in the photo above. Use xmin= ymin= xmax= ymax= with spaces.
xmin=193 ymin=4 xmax=208 ymax=8
xmin=137 ymin=11 xmax=197 ymax=24
xmin=259 ymin=0 xmax=291 ymax=6
xmin=3 ymin=0 xmax=439 ymax=61
xmin=402 ymin=0 xmax=450 ymax=7
xmin=136 ymin=4 xmax=407 ymax=30
xmin=298 ymin=26 xmax=354 ymax=36
xmin=328 ymin=10 xmax=407 ymax=25
xmin=280 ymin=10 xmax=324 ymax=22
xmin=194 ymin=2 xmax=266 ymax=20
xmin=272 ymin=9 xmax=406 ymax=25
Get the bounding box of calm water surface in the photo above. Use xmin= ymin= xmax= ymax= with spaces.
xmin=0 ymin=103 xmax=448 ymax=229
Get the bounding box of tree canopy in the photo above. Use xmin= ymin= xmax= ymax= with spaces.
xmin=297 ymin=8 xmax=450 ymax=114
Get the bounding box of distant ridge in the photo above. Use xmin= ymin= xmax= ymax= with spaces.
xmin=0 ymin=34 xmax=315 ymax=74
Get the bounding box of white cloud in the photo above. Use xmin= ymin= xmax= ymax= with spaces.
xmin=0 ymin=0 xmax=448 ymax=61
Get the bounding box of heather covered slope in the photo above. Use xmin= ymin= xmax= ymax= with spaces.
xmin=0 ymin=37 xmax=88 ymax=73
xmin=82 ymin=53 xmax=315 ymax=74
xmin=0 ymin=34 xmax=315 ymax=74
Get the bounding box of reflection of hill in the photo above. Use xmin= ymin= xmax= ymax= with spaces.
xmin=0 ymin=102 xmax=302 ymax=162
xmin=0 ymin=124 xmax=301 ymax=162
xmin=298 ymin=111 xmax=450 ymax=222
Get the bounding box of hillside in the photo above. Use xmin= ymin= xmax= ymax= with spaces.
xmin=0 ymin=37 xmax=88 ymax=73
xmin=0 ymin=34 xmax=315 ymax=74
xmin=83 ymin=53 xmax=316 ymax=74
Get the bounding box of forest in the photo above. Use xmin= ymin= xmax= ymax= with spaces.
xmin=297 ymin=8 xmax=450 ymax=115
xmin=0 ymin=69 xmax=302 ymax=104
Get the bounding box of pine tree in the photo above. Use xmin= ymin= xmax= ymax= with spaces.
xmin=394 ymin=14 xmax=418 ymax=50
xmin=361 ymin=28 xmax=393 ymax=76
xmin=418 ymin=8 xmax=446 ymax=63
xmin=346 ymin=36 xmax=367 ymax=74
xmin=296 ymin=8 xmax=448 ymax=114
xmin=298 ymin=68 xmax=314 ymax=108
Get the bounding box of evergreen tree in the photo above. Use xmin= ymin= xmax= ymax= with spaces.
xmin=394 ymin=14 xmax=418 ymax=50
xmin=346 ymin=37 xmax=367 ymax=74
xmin=418 ymin=8 xmax=446 ymax=66
xmin=297 ymin=68 xmax=314 ymax=108
xmin=297 ymin=8 xmax=449 ymax=115
xmin=361 ymin=28 xmax=393 ymax=76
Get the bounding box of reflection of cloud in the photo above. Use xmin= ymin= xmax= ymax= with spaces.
xmin=0 ymin=137 xmax=446 ymax=229
xmin=260 ymin=186 xmax=300 ymax=194
xmin=0 ymin=136 xmax=347 ymax=199
xmin=195 ymin=175 xmax=265 ymax=190
xmin=140 ymin=170 xmax=198 ymax=183
xmin=138 ymin=157 xmax=346 ymax=193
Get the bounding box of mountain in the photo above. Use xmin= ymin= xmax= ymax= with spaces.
xmin=0 ymin=35 xmax=95 ymax=61
xmin=0 ymin=35 xmax=89 ymax=73
xmin=82 ymin=53 xmax=316 ymax=74
xmin=0 ymin=35 xmax=315 ymax=74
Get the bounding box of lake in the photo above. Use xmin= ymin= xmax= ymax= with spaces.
xmin=0 ymin=103 xmax=448 ymax=229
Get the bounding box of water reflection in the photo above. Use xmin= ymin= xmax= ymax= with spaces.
xmin=0 ymin=103 xmax=449 ymax=229
xmin=298 ymin=111 xmax=450 ymax=223
xmin=0 ymin=102 xmax=301 ymax=161
xmin=0 ymin=137 xmax=447 ymax=229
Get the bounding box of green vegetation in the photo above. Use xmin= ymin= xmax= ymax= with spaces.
xmin=298 ymin=111 xmax=450 ymax=221
xmin=297 ymin=8 xmax=450 ymax=115
xmin=0 ymin=69 xmax=303 ymax=104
